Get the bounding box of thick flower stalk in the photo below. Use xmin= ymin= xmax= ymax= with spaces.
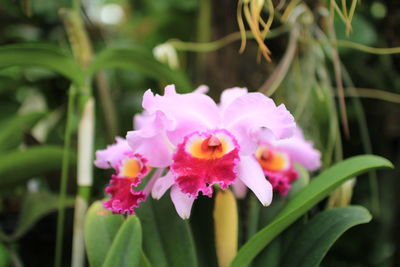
xmin=126 ymin=85 xmax=296 ymax=219
xmin=94 ymin=137 xmax=149 ymax=214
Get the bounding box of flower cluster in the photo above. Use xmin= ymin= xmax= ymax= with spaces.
xmin=94 ymin=85 xmax=321 ymax=219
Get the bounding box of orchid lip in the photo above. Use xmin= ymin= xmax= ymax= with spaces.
xmin=172 ymin=129 xmax=240 ymax=198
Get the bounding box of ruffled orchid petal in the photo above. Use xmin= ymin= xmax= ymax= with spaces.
xmin=264 ymin=168 xmax=298 ymax=196
xmin=103 ymin=176 xmax=146 ymax=215
xmin=144 ymin=168 xmax=164 ymax=195
xmin=172 ymin=130 xmax=240 ymax=198
xmin=127 ymin=111 xmax=175 ymax=167
xmin=220 ymin=87 xmax=248 ymax=111
xmin=194 ymin=85 xmax=209 ymax=94
xmin=141 ymin=85 xmax=221 ymax=144
xmin=275 ymin=128 xmax=321 ymax=171
xmin=222 ymin=93 xmax=295 ymax=154
xmin=232 ymin=178 xmax=248 ymax=199
xmin=170 ymin=185 xmax=194 ymax=220
xmin=94 ymin=137 xmax=132 ymax=170
xmin=152 ymin=171 xmax=175 ymax=199
xmin=238 ymin=156 xmax=273 ymax=206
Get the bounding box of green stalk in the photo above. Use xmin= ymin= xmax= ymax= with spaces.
xmin=195 ymin=0 xmax=211 ymax=82
xmin=55 ymin=85 xmax=77 ymax=267
xmin=60 ymin=7 xmax=94 ymax=267
xmin=72 ymin=96 xmax=94 ymax=267
xmin=341 ymin=67 xmax=380 ymax=215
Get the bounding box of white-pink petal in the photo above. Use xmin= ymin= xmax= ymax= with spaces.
xmin=170 ymin=185 xmax=195 ymax=219
xmin=222 ymin=92 xmax=295 ymax=154
xmin=220 ymin=87 xmax=248 ymax=111
xmin=127 ymin=111 xmax=175 ymax=167
xmin=94 ymin=137 xmax=131 ymax=169
xmin=238 ymin=155 xmax=273 ymax=206
xmin=151 ymin=171 xmax=175 ymax=199
xmin=141 ymin=85 xmax=221 ymax=144
xmin=276 ymin=128 xmax=321 ymax=171
xmin=232 ymin=178 xmax=248 ymax=199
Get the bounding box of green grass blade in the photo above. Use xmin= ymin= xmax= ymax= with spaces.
xmin=0 ymin=112 xmax=45 ymax=153
xmin=0 ymin=146 xmax=75 ymax=188
xmin=231 ymin=155 xmax=392 ymax=267
xmin=0 ymin=43 xmax=83 ymax=86
xmin=281 ymin=206 xmax=371 ymax=267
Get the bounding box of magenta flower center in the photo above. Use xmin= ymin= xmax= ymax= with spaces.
xmin=171 ymin=129 xmax=240 ymax=198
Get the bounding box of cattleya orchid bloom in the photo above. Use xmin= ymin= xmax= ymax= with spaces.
xmin=126 ymin=85 xmax=296 ymax=219
xmin=94 ymin=137 xmax=149 ymax=215
xmin=235 ymin=126 xmax=321 ymax=196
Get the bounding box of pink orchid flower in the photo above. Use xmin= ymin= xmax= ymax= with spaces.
xmin=126 ymin=85 xmax=296 ymax=219
xmin=94 ymin=137 xmax=149 ymax=215
xmin=234 ymin=126 xmax=321 ymax=197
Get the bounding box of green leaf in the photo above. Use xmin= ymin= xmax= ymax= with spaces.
xmin=0 ymin=43 xmax=83 ymax=85
xmin=139 ymin=251 xmax=152 ymax=267
xmin=137 ymin=196 xmax=198 ymax=267
xmin=84 ymin=201 xmax=124 ymax=267
xmin=0 ymin=242 xmax=10 ymax=267
xmin=281 ymin=206 xmax=371 ymax=267
xmin=231 ymin=155 xmax=392 ymax=267
xmin=0 ymin=192 xmax=74 ymax=241
xmin=103 ymin=215 xmax=142 ymax=267
xmin=0 ymin=112 xmax=45 ymax=153
xmin=0 ymin=146 xmax=75 ymax=188
xmin=89 ymin=48 xmax=192 ymax=92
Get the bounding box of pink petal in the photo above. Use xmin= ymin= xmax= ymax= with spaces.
xmin=144 ymin=168 xmax=164 ymax=195
xmin=232 ymin=178 xmax=248 ymax=199
xmin=151 ymin=171 xmax=175 ymax=199
xmin=194 ymin=85 xmax=209 ymax=94
xmin=170 ymin=185 xmax=195 ymax=219
xmin=103 ymin=177 xmax=146 ymax=215
xmin=238 ymin=156 xmax=273 ymax=206
xmin=220 ymin=87 xmax=248 ymax=111
xmin=141 ymin=85 xmax=221 ymax=144
xmin=222 ymin=93 xmax=295 ymax=155
xmin=275 ymin=128 xmax=321 ymax=171
xmin=264 ymin=169 xmax=298 ymax=196
xmin=94 ymin=137 xmax=132 ymax=169
xmin=127 ymin=111 xmax=175 ymax=168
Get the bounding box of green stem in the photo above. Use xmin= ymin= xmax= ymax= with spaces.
xmin=341 ymin=67 xmax=380 ymax=215
xmin=168 ymin=25 xmax=289 ymax=53
xmin=55 ymin=85 xmax=77 ymax=267
xmin=195 ymin=0 xmax=211 ymax=82
xmin=299 ymin=37 xmax=400 ymax=55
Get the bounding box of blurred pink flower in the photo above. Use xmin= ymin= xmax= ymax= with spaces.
xmin=94 ymin=137 xmax=149 ymax=214
xmin=234 ymin=126 xmax=321 ymax=197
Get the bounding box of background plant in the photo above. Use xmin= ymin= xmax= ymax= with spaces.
xmin=0 ymin=0 xmax=398 ymax=266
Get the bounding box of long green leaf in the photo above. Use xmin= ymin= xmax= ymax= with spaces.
xmin=137 ymin=196 xmax=198 ymax=267
xmin=281 ymin=206 xmax=371 ymax=267
xmin=103 ymin=215 xmax=142 ymax=267
xmin=0 ymin=242 xmax=10 ymax=267
xmin=0 ymin=112 xmax=45 ymax=153
xmin=0 ymin=146 xmax=75 ymax=188
xmin=0 ymin=44 xmax=83 ymax=85
xmin=231 ymin=155 xmax=392 ymax=267
xmin=0 ymin=192 xmax=74 ymax=241
xmin=89 ymin=48 xmax=192 ymax=92
xmin=84 ymin=201 xmax=124 ymax=267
